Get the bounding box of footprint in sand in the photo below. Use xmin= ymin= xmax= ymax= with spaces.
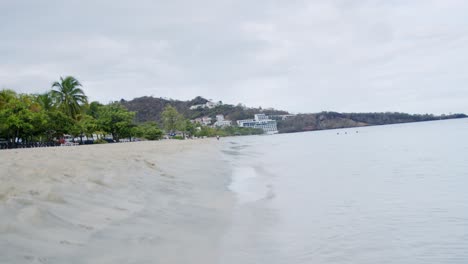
xmin=38 ymin=257 xmax=50 ymax=263
xmin=144 ymin=160 xmax=157 ymax=169
xmin=28 ymin=190 xmax=40 ymax=196
xmin=60 ymin=240 xmax=84 ymax=247
xmin=77 ymin=224 xmax=94 ymax=230
xmin=160 ymin=172 xmax=175 ymax=179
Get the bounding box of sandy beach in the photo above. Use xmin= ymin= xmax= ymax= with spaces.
xmin=0 ymin=139 xmax=234 ymax=264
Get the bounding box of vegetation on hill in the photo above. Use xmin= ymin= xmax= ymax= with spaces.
xmin=120 ymin=96 xmax=288 ymax=123
xmin=122 ymin=96 xmax=467 ymax=134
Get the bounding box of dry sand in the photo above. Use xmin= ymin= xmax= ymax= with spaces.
xmin=0 ymin=139 xmax=234 ymax=264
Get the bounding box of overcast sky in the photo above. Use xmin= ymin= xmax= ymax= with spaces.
xmin=1 ymin=0 xmax=467 ymax=114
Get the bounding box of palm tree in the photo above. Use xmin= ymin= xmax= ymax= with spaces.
xmin=36 ymin=91 xmax=55 ymax=111
xmin=51 ymin=76 xmax=88 ymax=119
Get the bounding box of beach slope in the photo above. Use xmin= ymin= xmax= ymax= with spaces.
xmin=0 ymin=140 xmax=233 ymax=264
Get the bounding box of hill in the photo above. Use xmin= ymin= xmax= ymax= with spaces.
xmin=277 ymin=112 xmax=467 ymax=133
xmin=120 ymin=96 xmax=289 ymax=123
xmin=120 ymin=96 xmax=467 ymax=133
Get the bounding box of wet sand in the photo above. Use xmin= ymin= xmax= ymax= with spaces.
xmin=0 ymin=140 xmax=234 ymax=264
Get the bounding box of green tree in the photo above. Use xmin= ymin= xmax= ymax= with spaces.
xmin=161 ymin=105 xmax=184 ymax=133
xmin=36 ymin=91 xmax=55 ymax=112
xmin=46 ymin=110 xmax=75 ymax=139
xmin=0 ymin=93 xmax=48 ymax=143
xmin=96 ymin=103 xmax=135 ymax=141
xmin=183 ymin=120 xmax=196 ymax=137
xmin=74 ymin=114 xmax=98 ymax=143
xmin=86 ymin=101 xmax=103 ymax=119
xmin=137 ymin=122 xmax=163 ymax=140
xmin=51 ymin=76 xmax=88 ymax=119
xmin=0 ymin=89 xmax=17 ymax=140
xmin=0 ymin=94 xmax=29 ymax=141
xmin=196 ymin=126 xmax=216 ymax=137
xmin=0 ymin=89 xmax=17 ymax=110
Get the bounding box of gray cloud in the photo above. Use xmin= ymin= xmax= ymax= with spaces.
xmin=1 ymin=0 xmax=467 ymax=114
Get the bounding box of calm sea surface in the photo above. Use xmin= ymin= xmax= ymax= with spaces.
xmin=220 ymin=119 xmax=468 ymax=264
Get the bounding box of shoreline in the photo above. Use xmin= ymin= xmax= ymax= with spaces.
xmin=0 ymin=139 xmax=235 ymax=263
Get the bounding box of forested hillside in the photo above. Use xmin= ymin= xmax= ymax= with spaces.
xmin=121 ymin=96 xmax=467 ymax=134
xmin=277 ymin=112 xmax=467 ymax=133
xmin=120 ymin=96 xmax=289 ymax=123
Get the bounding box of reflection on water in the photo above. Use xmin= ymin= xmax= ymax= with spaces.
xmin=221 ymin=119 xmax=468 ymax=264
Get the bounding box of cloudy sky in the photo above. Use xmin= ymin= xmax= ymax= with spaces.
xmin=1 ymin=0 xmax=467 ymax=114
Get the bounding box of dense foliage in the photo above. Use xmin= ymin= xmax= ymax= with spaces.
xmin=133 ymin=122 xmax=164 ymax=140
xmin=161 ymin=105 xmax=185 ymax=133
xmin=0 ymin=77 xmax=164 ymax=145
xmin=120 ymin=96 xmax=289 ymax=123
xmin=96 ymin=103 xmax=136 ymax=141
xmin=0 ymin=78 xmax=265 ymax=146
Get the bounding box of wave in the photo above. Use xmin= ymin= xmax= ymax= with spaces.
xmin=228 ymin=166 xmax=275 ymax=204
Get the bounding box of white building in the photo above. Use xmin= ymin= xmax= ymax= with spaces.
xmin=189 ymin=100 xmax=221 ymax=110
xmin=205 ymin=101 xmax=218 ymax=108
xmin=216 ymin=114 xmax=225 ymax=121
xmin=213 ymin=114 xmax=232 ymax=127
xmin=237 ymin=114 xmax=278 ymax=134
xmin=189 ymin=104 xmax=204 ymax=110
xmin=193 ymin=116 xmax=213 ymax=126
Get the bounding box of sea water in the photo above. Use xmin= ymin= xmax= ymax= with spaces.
xmin=220 ymin=118 xmax=468 ymax=264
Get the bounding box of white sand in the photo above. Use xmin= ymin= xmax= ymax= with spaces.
xmin=0 ymin=140 xmax=234 ymax=264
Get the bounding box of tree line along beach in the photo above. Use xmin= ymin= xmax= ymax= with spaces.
xmin=1 ymin=76 xmax=466 ymax=149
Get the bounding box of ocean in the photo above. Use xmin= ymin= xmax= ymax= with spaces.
xmin=220 ymin=118 xmax=468 ymax=264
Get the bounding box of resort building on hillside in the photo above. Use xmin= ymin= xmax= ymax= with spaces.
xmin=213 ymin=115 xmax=232 ymax=127
xmin=189 ymin=100 xmax=221 ymax=110
xmin=237 ymin=114 xmax=278 ymax=134
xmin=192 ymin=116 xmax=212 ymax=126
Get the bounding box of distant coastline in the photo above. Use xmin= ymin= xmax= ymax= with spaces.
xmin=277 ymin=115 xmax=468 ymax=134
xmin=1 ymin=78 xmax=466 ymax=149
xmin=275 ymin=112 xmax=467 ymax=134
xmin=120 ymin=95 xmax=467 ymax=134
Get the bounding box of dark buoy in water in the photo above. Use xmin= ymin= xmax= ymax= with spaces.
xmin=337 ymin=132 xmax=339 ymax=135
xmin=345 ymin=132 xmax=347 ymax=134
xmin=356 ymin=131 xmax=358 ymax=133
